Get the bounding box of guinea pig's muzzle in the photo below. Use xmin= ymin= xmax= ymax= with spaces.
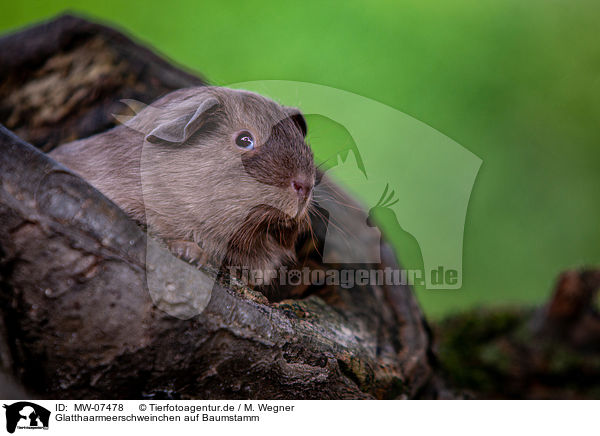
xmin=290 ymin=174 xmax=314 ymax=218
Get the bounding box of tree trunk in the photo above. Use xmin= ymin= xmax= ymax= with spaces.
xmin=0 ymin=14 xmax=440 ymax=399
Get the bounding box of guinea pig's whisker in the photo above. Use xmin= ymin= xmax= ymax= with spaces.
xmin=313 ymin=191 xmax=363 ymax=213
xmin=307 ymin=221 xmax=322 ymax=259
xmin=266 ymin=216 xmax=272 ymax=242
xmin=313 ymin=192 xmax=363 ymax=212
xmin=309 ymin=205 xmax=351 ymax=242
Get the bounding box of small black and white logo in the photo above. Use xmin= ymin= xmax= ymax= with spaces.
xmin=3 ymin=402 xmax=50 ymax=434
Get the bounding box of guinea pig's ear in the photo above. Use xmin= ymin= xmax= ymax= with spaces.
xmin=145 ymin=97 xmax=219 ymax=144
xmin=284 ymin=107 xmax=308 ymax=137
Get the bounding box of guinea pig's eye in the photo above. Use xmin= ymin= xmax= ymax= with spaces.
xmin=235 ymin=131 xmax=255 ymax=150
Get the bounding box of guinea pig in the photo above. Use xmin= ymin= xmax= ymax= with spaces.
xmin=49 ymin=86 xmax=316 ymax=287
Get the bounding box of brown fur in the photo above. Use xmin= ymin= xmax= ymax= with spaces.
xmin=50 ymin=86 xmax=315 ymax=285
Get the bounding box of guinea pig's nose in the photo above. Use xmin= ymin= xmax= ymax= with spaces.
xmin=291 ymin=178 xmax=312 ymax=200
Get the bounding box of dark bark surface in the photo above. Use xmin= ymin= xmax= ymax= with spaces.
xmin=0 ymin=15 xmax=438 ymax=399
xmin=0 ymin=14 xmax=205 ymax=152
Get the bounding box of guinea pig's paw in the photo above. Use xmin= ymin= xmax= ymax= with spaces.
xmin=167 ymin=240 xmax=209 ymax=266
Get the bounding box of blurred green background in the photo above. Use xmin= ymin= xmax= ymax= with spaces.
xmin=2 ymin=0 xmax=599 ymax=318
